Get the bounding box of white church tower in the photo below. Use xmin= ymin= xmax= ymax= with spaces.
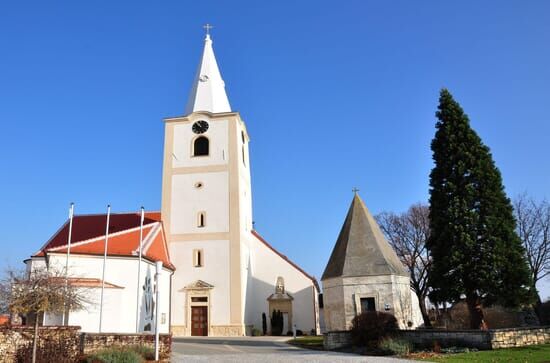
xmin=161 ymin=30 xmax=253 ymax=337
xmin=162 ymin=29 xmax=319 ymax=337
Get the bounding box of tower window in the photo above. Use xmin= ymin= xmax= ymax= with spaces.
xmin=241 ymin=131 xmax=246 ymax=144
xmin=242 ymin=146 xmax=246 ymax=167
xmin=193 ymin=249 xmax=203 ymax=267
xmin=193 ymin=136 xmax=209 ymax=156
xmin=197 ymin=212 xmax=206 ymax=228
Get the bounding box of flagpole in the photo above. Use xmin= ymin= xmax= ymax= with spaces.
xmin=62 ymin=202 xmax=75 ymax=326
xmin=99 ymin=204 xmax=111 ymax=333
xmin=135 ymin=206 xmax=145 ymax=333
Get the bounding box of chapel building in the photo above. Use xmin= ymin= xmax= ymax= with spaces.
xmin=24 ymin=32 xmax=320 ymax=337
xmin=321 ymin=193 xmax=423 ymax=331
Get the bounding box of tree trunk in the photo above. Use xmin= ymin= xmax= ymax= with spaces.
xmin=417 ymin=293 xmax=432 ymax=328
xmin=32 ymin=313 xmax=39 ymax=363
xmin=466 ymin=293 xmax=488 ymax=330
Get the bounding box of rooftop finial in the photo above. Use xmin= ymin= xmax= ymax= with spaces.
xmin=352 ymin=187 xmax=360 ymax=194
xmin=203 ymin=23 xmax=213 ymax=39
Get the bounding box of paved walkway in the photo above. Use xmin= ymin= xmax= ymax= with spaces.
xmin=171 ymin=336 xmax=417 ymax=362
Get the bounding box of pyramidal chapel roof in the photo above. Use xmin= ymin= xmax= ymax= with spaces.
xmin=322 ymin=193 xmax=409 ymax=280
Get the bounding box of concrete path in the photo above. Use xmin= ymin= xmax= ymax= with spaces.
xmin=171 ymin=336 xmax=417 ymax=362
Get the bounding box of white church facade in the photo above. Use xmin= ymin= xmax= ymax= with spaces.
xmin=25 ymin=32 xmax=320 ymax=337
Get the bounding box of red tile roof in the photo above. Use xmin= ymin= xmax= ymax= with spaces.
xmin=34 ymin=212 xmax=174 ymax=270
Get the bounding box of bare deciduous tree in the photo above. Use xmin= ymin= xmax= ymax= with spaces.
xmin=514 ymin=193 xmax=550 ymax=305
xmin=376 ymin=203 xmax=432 ymax=327
xmin=0 ymin=267 xmax=89 ymax=363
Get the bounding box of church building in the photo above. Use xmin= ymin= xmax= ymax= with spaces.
xmin=24 ymin=31 xmax=320 ymax=337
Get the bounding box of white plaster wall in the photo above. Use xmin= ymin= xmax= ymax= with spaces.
xmin=322 ymin=275 xmax=421 ymax=331
xmin=169 ymin=240 xmax=231 ymax=327
xmin=172 ymin=119 xmax=228 ymax=168
xmin=32 ymin=254 xmax=171 ymax=334
xmin=243 ymin=233 xmax=319 ymax=334
xmin=170 ymin=172 xmax=229 ymax=235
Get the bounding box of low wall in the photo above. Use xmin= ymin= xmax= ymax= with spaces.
xmin=81 ymin=332 xmax=171 ymax=359
xmin=489 ymin=327 xmax=550 ymax=349
xmin=398 ymin=329 xmax=491 ymax=350
xmin=324 ymin=326 xmax=550 ymax=351
xmin=0 ymin=326 xmax=172 ymax=362
xmin=0 ymin=326 xmax=80 ymax=363
xmin=324 ymin=330 xmax=352 ymax=350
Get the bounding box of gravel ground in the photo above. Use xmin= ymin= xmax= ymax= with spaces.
xmin=171 ymin=337 xmax=418 ymax=362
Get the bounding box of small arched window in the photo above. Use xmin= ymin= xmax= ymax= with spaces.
xmin=193 ymin=136 xmax=209 ymax=156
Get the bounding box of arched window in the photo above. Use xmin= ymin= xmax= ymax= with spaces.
xmin=193 ymin=136 xmax=209 ymax=156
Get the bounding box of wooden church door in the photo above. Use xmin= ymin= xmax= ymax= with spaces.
xmin=191 ymin=306 xmax=208 ymax=336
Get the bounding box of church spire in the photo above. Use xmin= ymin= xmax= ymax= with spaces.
xmin=184 ymin=26 xmax=231 ymax=115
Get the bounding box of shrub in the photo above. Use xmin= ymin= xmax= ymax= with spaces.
xmin=86 ymin=348 xmax=143 ymax=363
xmin=270 ymin=310 xmax=284 ymax=336
xmin=378 ymin=338 xmax=412 ymax=356
xmin=350 ymin=311 xmax=398 ymax=347
xmin=251 ymin=328 xmax=262 ymax=336
xmin=128 ymin=345 xmax=154 ymax=360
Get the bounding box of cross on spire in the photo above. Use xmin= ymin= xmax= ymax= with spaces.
xmin=203 ymin=23 xmax=213 ymax=37
xmin=352 ymin=187 xmax=360 ymax=194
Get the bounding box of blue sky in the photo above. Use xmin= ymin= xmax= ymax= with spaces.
xmin=1 ymin=1 xmax=549 ymax=299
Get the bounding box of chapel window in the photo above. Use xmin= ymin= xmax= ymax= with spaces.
xmin=360 ymin=297 xmax=376 ymax=313
xmin=193 ymin=136 xmax=209 ymax=156
xmin=193 ymin=249 xmax=203 ymax=267
xmin=197 ymin=212 xmax=206 ymax=228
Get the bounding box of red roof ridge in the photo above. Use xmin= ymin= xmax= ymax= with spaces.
xmin=44 ymin=222 xmax=158 ymax=254
xmin=68 ymin=210 xmax=161 ymax=218
xmin=251 ymin=230 xmax=319 ymax=291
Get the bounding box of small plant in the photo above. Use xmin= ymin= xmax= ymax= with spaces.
xmin=378 ymin=338 xmax=412 ymax=356
xmin=86 ymin=348 xmax=143 ymax=363
xmin=128 ymin=345 xmax=154 ymax=360
xmin=350 ymin=311 xmax=398 ymax=347
xmin=251 ymin=327 xmax=262 ymax=336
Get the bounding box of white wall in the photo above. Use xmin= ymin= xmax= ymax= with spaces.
xmin=170 ymin=172 xmax=229 ymax=235
xmin=29 ymin=254 xmax=171 ymax=334
xmin=172 ymin=119 xmax=228 ymax=168
xmin=169 ymin=240 xmax=231 ymax=327
xmin=243 ymin=233 xmax=319 ymax=334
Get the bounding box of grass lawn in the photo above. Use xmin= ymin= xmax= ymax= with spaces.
xmin=413 ymin=344 xmax=550 ymax=363
xmin=287 ymin=336 xmax=324 ymax=350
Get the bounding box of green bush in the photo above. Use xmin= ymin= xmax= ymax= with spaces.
xmin=128 ymin=345 xmax=154 ymax=360
xmin=86 ymin=348 xmax=144 ymax=363
xmin=378 ymin=338 xmax=412 ymax=356
xmin=251 ymin=327 xmax=262 ymax=336
xmin=350 ymin=311 xmax=398 ymax=347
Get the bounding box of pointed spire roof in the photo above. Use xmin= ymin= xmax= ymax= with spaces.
xmin=184 ymin=33 xmax=231 ymax=115
xmin=322 ymin=193 xmax=409 ymax=280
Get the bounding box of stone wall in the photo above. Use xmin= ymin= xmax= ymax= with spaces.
xmin=398 ymin=329 xmax=492 ymax=350
xmin=489 ymin=327 xmax=550 ymax=349
xmin=81 ymin=332 xmax=171 ymax=359
xmin=399 ymin=326 xmax=550 ymax=350
xmin=323 ymin=330 xmax=352 ymax=350
xmin=324 ymin=326 xmax=550 ymax=351
xmin=0 ymin=326 xmax=172 ymax=362
xmin=0 ymin=326 xmax=81 ymax=363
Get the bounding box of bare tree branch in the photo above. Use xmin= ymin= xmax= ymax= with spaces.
xmin=376 ymin=203 xmax=432 ymax=327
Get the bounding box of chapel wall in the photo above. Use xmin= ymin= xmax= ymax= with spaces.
xmin=243 ymin=233 xmax=319 ymax=334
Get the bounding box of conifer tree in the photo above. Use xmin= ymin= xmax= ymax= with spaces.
xmin=427 ymin=89 xmax=533 ymax=329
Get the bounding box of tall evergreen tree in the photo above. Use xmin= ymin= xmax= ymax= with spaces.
xmin=427 ymin=89 xmax=533 ymax=329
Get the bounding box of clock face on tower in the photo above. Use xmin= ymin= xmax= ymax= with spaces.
xmin=192 ymin=120 xmax=209 ymax=134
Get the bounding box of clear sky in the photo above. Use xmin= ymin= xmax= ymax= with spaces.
xmin=1 ymin=1 xmax=549 ymax=299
